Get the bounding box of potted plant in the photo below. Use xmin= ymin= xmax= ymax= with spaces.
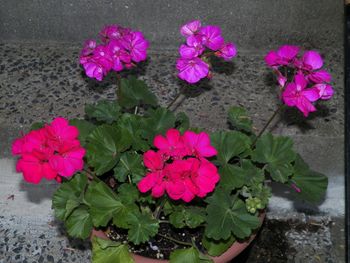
xmin=11 ymin=20 xmax=332 ymax=263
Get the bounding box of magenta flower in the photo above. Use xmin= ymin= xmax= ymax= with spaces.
xmin=265 ymin=45 xmax=299 ymax=68
xmin=122 ymin=31 xmax=149 ymax=62
xmin=81 ymin=58 xmax=106 ymax=81
xmin=80 ymin=40 xmax=96 ymax=56
xmin=282 ymin=73 xmax=321 ymax=117
xmin=313 ymin=83 xmax=334 ymax=100
xmin=92 ymin=45 xmax=113 ymax=71
xmin=215 ymin=43 xmax=237 ymax=61
xmin=107 ymin=40 xmax=131 ymax=71
xmin=176 ymin=57 xmax=209 ymax=84
xmin=80 ymin=24 xmax=149 ymax=80
xmin=177 ymin=20 xmax=237 ymax=84
xmin=199 ymin=25 xmax=224 ymax=51
xmin=180 ymin=20 xmax=202 ymax=37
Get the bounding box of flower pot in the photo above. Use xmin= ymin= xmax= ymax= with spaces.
xmin=91 ymin=212 xmax=265 ymax=263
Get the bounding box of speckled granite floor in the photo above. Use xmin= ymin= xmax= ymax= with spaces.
xmin=0 ymin=42 xmax=345 ymax=262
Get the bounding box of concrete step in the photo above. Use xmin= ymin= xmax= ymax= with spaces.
xmin=0 ymin=0 xmax=344 ymax=50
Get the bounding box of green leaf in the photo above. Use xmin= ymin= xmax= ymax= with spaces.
xmin=92 ymin=237 xmax=134 ymax=263
xmin=117 ymin=114 xmax=150 ymax=151
xmin=219 ymin=164 xmax=246 ymax=190
xmin=252 ymin=133 xmax=296 ymax=183
xmin=141 ymin=108 xmax=176 ymax=142
xmin=211 ymin=131 xmax=252 ymax=164
xmin=169 ymin=206 xmax=206 ymax=229
xmin=205 ymin=191 xmax=260 ymax=240
xmin=290 ymin=155 xmax=328 ymax=203
xmin=65 ymin=206 xmax=93 ymax=239
xmin=52 ymin=174 xmax=88 ymax=220
xmin=69 ymin=119 xmax=96 ymax=146
xmin=64 ymin=198 xmax=81 ymax=220
xmin=228 ymin=106 xmax=253 ymax=133
xmin=86 ymin=125 xmax=132 ymax=175
xmin=85 ymin=181 xmax=129 ymax=227
xmin=117 ymin=76 xmax=158 ymax=109
xmin=175 ymin=112 xmax=190 ymax=133
xmin=30 ymin=122 xmax=44 ymax=131
xmin=113 ymin=152 xmax=145 ymax=183
xmin=127 ymin=213 xmax=159 ymax=245
xmin=85 ymin=100 xmax=121 ymax=124
xmin=202 ymin=235 xmax=235 ymax=257
xmin=117 ymin=183 xmax=140 ymax=205
xmin=170 ymin=247 xmax=200 ymax=263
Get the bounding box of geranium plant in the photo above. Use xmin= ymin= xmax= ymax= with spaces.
xmin=12 ymin=21 xmax=332 ymax=263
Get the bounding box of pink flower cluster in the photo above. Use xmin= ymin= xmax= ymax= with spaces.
xmin=137 ymin=129 xmax=220 ymax=202
xmin=265 ymin=45 xmax=334 ymax=117
xmin=176 ymin=20 xmax=237 ymax=84
xmin=12 ymin=118 xmax=85 ymax=184
xmin=80 ymin=25 xmax=149 ymax=81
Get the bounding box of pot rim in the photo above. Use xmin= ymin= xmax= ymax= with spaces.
xmin=91 ymin=211 xmax=265 ymax=263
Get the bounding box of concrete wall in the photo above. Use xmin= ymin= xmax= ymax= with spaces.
xmin=0 ymin=0 xmax=344 ymax=49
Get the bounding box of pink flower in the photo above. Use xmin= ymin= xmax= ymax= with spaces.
xmin=138 ymin=171 xmax=166 ymax=198
xmin=180 ymin=20 xmax=202 ymax=37
xmin=99 ymin=25 xmax=131 ymax=43
xmin=282 ymin=73 xmax=321 ymax=117
xmin=49 ymin=140 xmax=86 ymax=177
xmin=122 ymin=31 xmax=149 ymax=62
xmin=199 ymin=25 xmax=224 ymax=51
xmin=138 ymin=129 xmax=219 ymax=202
xmin=265 ymin=45 xmax=299 ymax=68
xmin=183 ymin=131 xmax=217 ymax=158
xmin=176 ymin=57 xmax=209 ymax=84
xmin=16 ymin=153 xmax=57 ymax=184
xmin=12 ymin=118 xmax=85 ymax=184
xmin=153 ymin=129 xmax=186 ymax=158
xmin=143 ymin=150 xmax=164 ymax=171
xmin=215 ymin=43 xmax=237 ymax=61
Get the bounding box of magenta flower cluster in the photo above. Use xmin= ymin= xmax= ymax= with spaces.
xmin=79 ymin=25 xmax=149 ymax=81
xmin=265 ymin=45 xmax=334 ymax=117
xmin=176 ymin=20 xmax=237 ymax=84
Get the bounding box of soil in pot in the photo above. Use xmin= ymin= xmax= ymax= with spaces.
xmin=107 ymin=219 xmax=205 ymax=260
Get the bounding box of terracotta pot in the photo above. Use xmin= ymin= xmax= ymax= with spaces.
xmin=92 ymin=212 xmax=265 ymax=263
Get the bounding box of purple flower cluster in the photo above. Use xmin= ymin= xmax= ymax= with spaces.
xmin=80 ymin=25 xmax=149 ymax=81
xmin=265 ymin=45 xmax=334 ymax=116
xmin=176 ymin=20 xmax=237 ymax=84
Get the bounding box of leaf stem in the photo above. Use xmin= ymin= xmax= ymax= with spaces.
xmin=253 ymin=104 xmax=284 ymax=146
xmin=157 ymin=233 xmax=192 ymax=247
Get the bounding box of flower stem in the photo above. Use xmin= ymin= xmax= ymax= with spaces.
xmin=154 ymin=198 xmax=166 ymax=220
xmin=157 ymin=233 xmax=192 ymax=247
xmin=166 ymin=92 xmax=186 ymax=110
xmin=253 ymin=104 xmax=285 ymax=146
